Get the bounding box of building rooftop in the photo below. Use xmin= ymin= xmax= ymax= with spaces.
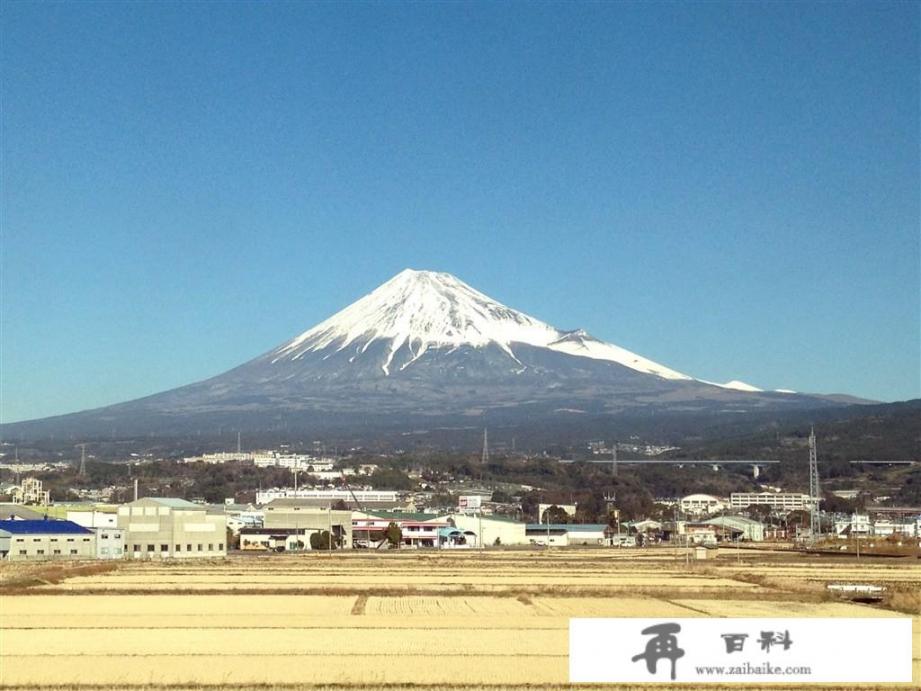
xmin=0 ymin=505 xmax=46 ymax=521
xmin=130 ymin=497 xmax=201 ymax=509
xmin=526 ymin=523 xmax=608 ymax=532
xmin=0 ymin=519 xmax=93 ymax=535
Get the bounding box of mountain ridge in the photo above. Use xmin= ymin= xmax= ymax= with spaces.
xmin=1 ymin=268 xmax=869 ymax=440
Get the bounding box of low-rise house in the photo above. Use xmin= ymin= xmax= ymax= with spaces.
xmin=352 ymin=511 xmax=447 ymax=548
xmin=834 ymin=514 xmax=872 ymax=537
xmin=608 ymin=533 xmax=637 ymax=547
xmin=239 ymin=527 xmax=308 ymax=551
xmin=438 ymin=526 xmax=474 ymax=548
xmin=263 ymin=499 xmax=352 ymax=548
xmin=683 ymin=525 xmax=717 ymax=545
xmin=117 ymin=497 xmax=227 ymax=559
xmin=0 ymin=519 xmax=95 ymax=560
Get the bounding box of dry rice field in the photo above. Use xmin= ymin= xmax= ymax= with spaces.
xmin=0 ymin=548 xmax=918 ymax=690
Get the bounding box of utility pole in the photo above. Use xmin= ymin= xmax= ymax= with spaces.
xmin=808 ymin=426 xmax=821 ymax=542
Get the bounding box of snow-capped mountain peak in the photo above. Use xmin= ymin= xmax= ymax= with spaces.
xmin=272 ymin=268 xmax=692 ymax=380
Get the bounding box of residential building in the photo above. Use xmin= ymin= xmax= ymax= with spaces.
xmin=352 ymin=512 xmax=446 ymax=548
xmin=117 ymin=497 xmax=227 ymax=559
xmin=10 ymin=477 xmax=50 ymax=505
xmin=833 ymin=514 xmax=872 ymax=537
xmin=0 ymin=519 xmax=95 ymax=560
xmin=239 ymin=527 xmax=310 ymax=551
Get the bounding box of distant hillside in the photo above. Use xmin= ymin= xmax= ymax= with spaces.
xmin=668 ymin=399 xmax=921 ymax=461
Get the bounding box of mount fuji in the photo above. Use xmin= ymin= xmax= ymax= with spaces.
xmin=3 ymin=269 xmax=859 ymax=440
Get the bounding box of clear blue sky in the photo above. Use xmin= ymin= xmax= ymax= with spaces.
xmin=2 ymin=1 xmax=918 ymax=423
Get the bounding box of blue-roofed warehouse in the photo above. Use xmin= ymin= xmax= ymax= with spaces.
xmin=0 ymin=519 xmax=95 ymax=561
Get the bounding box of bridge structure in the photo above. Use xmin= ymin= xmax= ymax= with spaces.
xmin=849 ymin=460 xmax=918 ymax=466
xmin=560 ymin=458 xmax=780 ymax=479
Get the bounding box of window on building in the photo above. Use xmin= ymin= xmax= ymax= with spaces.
xmin=160 ymin=544 xmax=169 ymax=552
xmin=100 ymin=534 xmax=108 ymax=540
xmin=114 ymin=548 xmax=122 ymax=555
xmin=83 ymin=538 xmax=90 ymax=542
xmin=175 ymin=544 xmax=182 ymax=552
xmin=50 ymin=538 xmax=58 ymax=542
xmin=147 ymin=544 xmax=155 ymax=552
xmin=218 ymin=543 xmax=224 ymax=551
xmin=100 ymin=547 xmax=109 ymax=555
xmin=197 ymin=544 xmax=203 ymax=551
xmin=19 ymin=550 xmax=26 ymax=555
xmin=36 ymin=549 xmax=44 ymax=555
xmin=67 ymin=538 xmax=74 ymax=542
xmin=133 ymin=544 xmax=140 ymax=552
xmin=15 ymin=538 xmax=23 ymax=542
xmin=208 ymin=543 xmax=213 ymax=551
xmin=187 ymin=544 xmax=192 ymax=551
xmin=33 ymin=538 xmax=41 ymax=542
xmin=53 ymin=549 xmax=61 ymax=555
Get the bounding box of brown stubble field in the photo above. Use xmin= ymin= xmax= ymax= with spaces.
xmin=0 ymin=548 xmax=918 ymax=690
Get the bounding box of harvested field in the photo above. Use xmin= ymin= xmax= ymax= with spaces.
xmin=1 ymin=549 xmax=918 ymax=689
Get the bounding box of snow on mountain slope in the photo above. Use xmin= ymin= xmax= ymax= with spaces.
xmin=700 ymin=378 xmax=764 ymax=392
xmin=271 ymin=268 xmax=688 ymax=380
xmin=545 ymin=330 xmax=691 ymax=380
xmin=720 ymin=379 xmax=763 ymax=392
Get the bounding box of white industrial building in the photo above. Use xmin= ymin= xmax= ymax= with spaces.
xmin=730 ymin=492 xmax=813 ymax=512
xmin=698 ymin=515 xmax=765 ymax=542
xmin=679 ymin=494 xmax=726 ymax=516
xmin=445 ymin=513 xmax=527 ymax=546
xmin=93 ymin=526 xmax=125 ymax=559
xmin=0 ymin=519 xmax=96 ymax=560
xmin=67 ymin=510 xmax=118 ymax=529
xmin=256 ymin=488 xmax=402 ymax=508
xmin=526 ymin=523 xmax=609 ymax=546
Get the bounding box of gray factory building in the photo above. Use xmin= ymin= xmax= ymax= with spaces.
xmin=117 ymin=497 xmax=227 ymax=559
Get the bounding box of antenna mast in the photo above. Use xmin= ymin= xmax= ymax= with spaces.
xmin=808 ymin=426 xmax=821 ymax=541
xmin=611 ymin=442 xmax=618 ymax=477
xmin=481 ymin=428 xmax=489 ymax=464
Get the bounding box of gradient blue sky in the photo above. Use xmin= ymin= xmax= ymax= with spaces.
xmin=2 ymin=1 xmax=918 ymax=423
